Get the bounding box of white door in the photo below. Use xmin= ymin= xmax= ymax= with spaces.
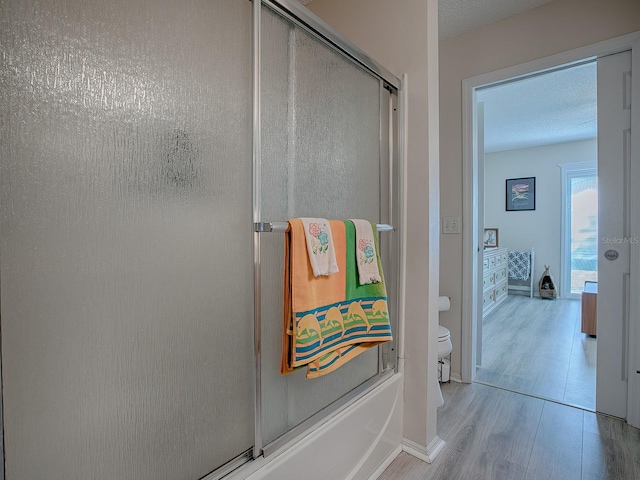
xmin=628 ymin=39 xmax=640 ymax=429
xmin=596 ymin=50 xmax=632 ymax=419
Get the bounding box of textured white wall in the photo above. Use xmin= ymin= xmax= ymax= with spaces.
xmin=484 ymin=139 xmax=597 ymax=293
xmin=439 ymin=0 xmax=640 ymax=379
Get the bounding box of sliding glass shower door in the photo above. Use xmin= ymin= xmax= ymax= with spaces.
xmin=259 ymin=5 xmax=395 ymax=449
xmin=1 ymin=0 xmax=401 ymax=477
xmin=0 ymin=1 xmax=254 ymax=478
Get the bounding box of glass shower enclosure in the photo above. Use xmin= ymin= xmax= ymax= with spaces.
xmin=0 ymin=0 xmax=401 ymax=478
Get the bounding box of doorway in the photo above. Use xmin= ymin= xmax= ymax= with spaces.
xmin=475 ymin=62 xmax=598 ymax=410
xmin=460 ymin=34 xmax=640 ymax=428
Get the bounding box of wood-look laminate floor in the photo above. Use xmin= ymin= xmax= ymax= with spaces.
xmin=378 ymin=382 xmax=640 ymax=480
xmin=476 ymin=295 xmax=596 ymax=410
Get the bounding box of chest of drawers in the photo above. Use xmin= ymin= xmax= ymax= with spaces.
xmin=483 ymin=247 xmax=508 ymax=317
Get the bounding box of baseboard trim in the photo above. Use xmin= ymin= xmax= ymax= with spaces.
xmin=402 ymin=436 xmax=446 ymax=464
xmin=449 ymin=373 xmax=462 ymax=383
xmin=426 ymin=436 xmax=447 ymax=462
xmin=367 ymin=444 xmax=403 ymax=480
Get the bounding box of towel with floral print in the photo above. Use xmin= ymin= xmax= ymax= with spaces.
xmin=349 ymin=219 xmax=382 ymax=284
xmin=299 ymin=218 xmax=339 ymax=276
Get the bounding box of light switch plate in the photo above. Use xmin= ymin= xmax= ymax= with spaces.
xmin=442 ymin=216 xmax=461 ymax=234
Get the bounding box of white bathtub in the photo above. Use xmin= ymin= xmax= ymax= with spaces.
xmin=229 ymin=373 xmax=404 ymax=480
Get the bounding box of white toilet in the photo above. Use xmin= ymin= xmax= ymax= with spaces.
xmin=437 ymin=325 xmax=452 ymax=360
xmin=435 ymin=296 xmax=453 ymax=407
xmin=437 ymin=325 xmax=452 ymax=383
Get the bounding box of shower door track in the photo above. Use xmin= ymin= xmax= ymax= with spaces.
xmin=264 ymin=0 xmax=400 ymax=92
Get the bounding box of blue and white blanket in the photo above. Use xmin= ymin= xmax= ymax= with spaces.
xmin=508 ymin=251 xmax=531 ymax=281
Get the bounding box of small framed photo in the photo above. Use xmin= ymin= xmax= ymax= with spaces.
xmin=506 ymin=177 xmax=535 ymax=211
xmin=483 ymin=228 xmax=499 ymax=248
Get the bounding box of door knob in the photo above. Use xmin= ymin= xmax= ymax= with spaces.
xmin=604 ymin=249 xmax=619 ymax=261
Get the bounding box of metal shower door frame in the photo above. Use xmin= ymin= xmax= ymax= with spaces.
xmin=250 ymin=0 xmax=403 ymax=460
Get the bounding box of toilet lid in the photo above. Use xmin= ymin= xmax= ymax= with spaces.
xmin=438 ymin=325 xmax=450 ymax=340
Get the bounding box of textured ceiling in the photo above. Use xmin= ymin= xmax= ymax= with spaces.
xmin=438 ymin=0 xmax=555 ymax=39
xmin=477 ymin=62 xmax=597 ymax=153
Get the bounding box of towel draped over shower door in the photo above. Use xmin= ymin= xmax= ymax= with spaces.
xmin=282 ymin=219 xmax=392 ymax=378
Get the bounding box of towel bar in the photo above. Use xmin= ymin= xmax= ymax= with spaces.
xmin=253 ymin=222 xmax=394 ymax=233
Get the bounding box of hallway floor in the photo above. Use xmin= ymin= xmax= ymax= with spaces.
xmin=378 ymin=382 xmax=640 ymax=480
xmin=476 ymin=294 xmax=595 ymax=410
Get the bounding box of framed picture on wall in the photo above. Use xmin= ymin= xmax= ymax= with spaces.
xmin=483 ymin=228 xmax=499 ymax=248
xmin=506 ymin=177 xmax=536 ymax=211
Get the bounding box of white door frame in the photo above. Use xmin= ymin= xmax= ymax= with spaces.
xmin=461 ymin=32 xmax=640 ymax=427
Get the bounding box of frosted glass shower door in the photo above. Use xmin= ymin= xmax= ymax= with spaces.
xmin=259 ymin=6 xmax=390 ymax=447
xmin=0 ymin=1 xmax=253 ymax=479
